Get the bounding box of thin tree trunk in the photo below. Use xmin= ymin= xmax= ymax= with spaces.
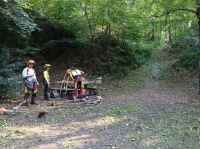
xmin=107 ymin=24 xmax=113 ymax=75
xmin=197 ymin=5 xmax=200 ymax=40
xmin=168 ymin=25 xmax=172 ymax=43
xmin=151 ymin=28 xmax=155 ymax=40
xmin=83 ymin=1 xmax=97 ymax=73
xmin=83 ymin=3 xmax=93 ymax=44
xmin=174 ymin=25 xmax=176 ymax=41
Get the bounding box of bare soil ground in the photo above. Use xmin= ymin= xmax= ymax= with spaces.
xmin=0 ymin=46 xmax=199 ymax=149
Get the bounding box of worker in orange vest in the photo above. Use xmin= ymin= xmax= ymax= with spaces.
xmin=22 ymin=60 xmax=39 ymax=107
xmin=66 ymin=68 xmax=85 ymax=100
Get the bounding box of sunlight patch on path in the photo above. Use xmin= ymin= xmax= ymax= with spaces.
xmin=1 ymin=116 xmax=123 ymax=148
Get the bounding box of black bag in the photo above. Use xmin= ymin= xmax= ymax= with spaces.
xmin=50 ymin=91 xmax=60 ymax=98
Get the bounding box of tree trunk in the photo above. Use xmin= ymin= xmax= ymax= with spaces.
xmin=168 ymin=25 xmax=172 ymax=43
xmin=83 ymin=2 xmax=97 ymax=73
xmin=121 ymin=26 xmax=125 ymax=42
xmin=196 ymin=3 xmax=200 ymax=40
xmin=107 ymin=23 xmax=113 ymax=75
xmin=175 ymin=27 xmax=177 ymax=41
xmin=151 ymin=28 xmax=155 ymax=41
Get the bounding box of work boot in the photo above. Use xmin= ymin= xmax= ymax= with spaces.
xmin=73 ymin=97 xmax=78 ymax=103
xmin=73 ymin=95 xmax=78 ymax=103
xmin=31 ymin=99 xmax=39 ymax=105
xmin=26 ymin=100 xmax=31 ymax=107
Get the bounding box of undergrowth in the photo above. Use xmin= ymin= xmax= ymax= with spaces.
xmin=170 ymin=36 xmax=200 ymax=70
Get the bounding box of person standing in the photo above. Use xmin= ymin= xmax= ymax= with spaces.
xmin=22 ymin=60 xmax=39 ymax=107
xmin=66 ymin=68 xmax=85 ymax=100
xmin=43 ymin=64 xmax=51 ymax=100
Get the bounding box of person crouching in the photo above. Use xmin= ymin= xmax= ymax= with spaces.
xmin=66 ymin=68 xmax=85 ymax=100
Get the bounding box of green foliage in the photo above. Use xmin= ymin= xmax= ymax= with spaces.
xmin=6 ymin=4 xmax=37 ymax=34
xmin=111 ymin=72 xmax=125 ymax=80
xmin=0 ymin=1 xmax=40 ymax=98
xmin=95 ymin=34 xmax=152 ymax=78
xmin=178 ymin=45 xmax=200 ymax=70
xmin=0 ymin=47 xmax=23 ymax=98
xmin=15 ymin=46 xmax=41 ymax=55
xmin=0 ymin=1 xmax=37 ymax=47
xmin=43 ymin=38 xmax=83 ymax=60
xmin=171 ymin=36 xmax=200 ymax=70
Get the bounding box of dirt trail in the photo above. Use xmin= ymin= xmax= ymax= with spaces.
xmin=103 ymin=46 xmax=200 ymax=149
xmin=119 ymin=46 xmax=193 ymax=106
xmin=0 ymin=46 xmax=199 ymax=149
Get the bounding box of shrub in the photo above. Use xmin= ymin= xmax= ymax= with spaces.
xmin=0 ymin=47 xmax=23 ymax=98
xmin=94 ymin=34 xmax=152 ymax=78
xmin=178 ymin=44 xmax=200 ymax=70
xmin=173 ymin=35 xmax=200 ymax=70
xmin=0 ymin=1 xmax=37 ymax=47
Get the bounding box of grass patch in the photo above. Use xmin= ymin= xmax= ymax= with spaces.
xmin=104 ymin=103 xmax=139 ymax=116
xmin=131 ymin=106 xmax=200 ymax=149
xmin=100 ymin=71 xmax=142 ymax=95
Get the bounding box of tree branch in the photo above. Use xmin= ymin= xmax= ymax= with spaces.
xmin=153 ymin=8 xmax=196 ymax=18
xmin=129 ymin=8 xmax=196 ymax=20
xmin=167 ymin=8 xmax=196 ymax=15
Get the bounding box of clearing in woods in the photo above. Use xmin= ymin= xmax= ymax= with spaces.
xmin=0 ymin=46 xmax=199 ymax=149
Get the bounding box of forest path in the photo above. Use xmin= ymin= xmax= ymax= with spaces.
xmin=99 ymin=45 xmax=200 ymax=149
